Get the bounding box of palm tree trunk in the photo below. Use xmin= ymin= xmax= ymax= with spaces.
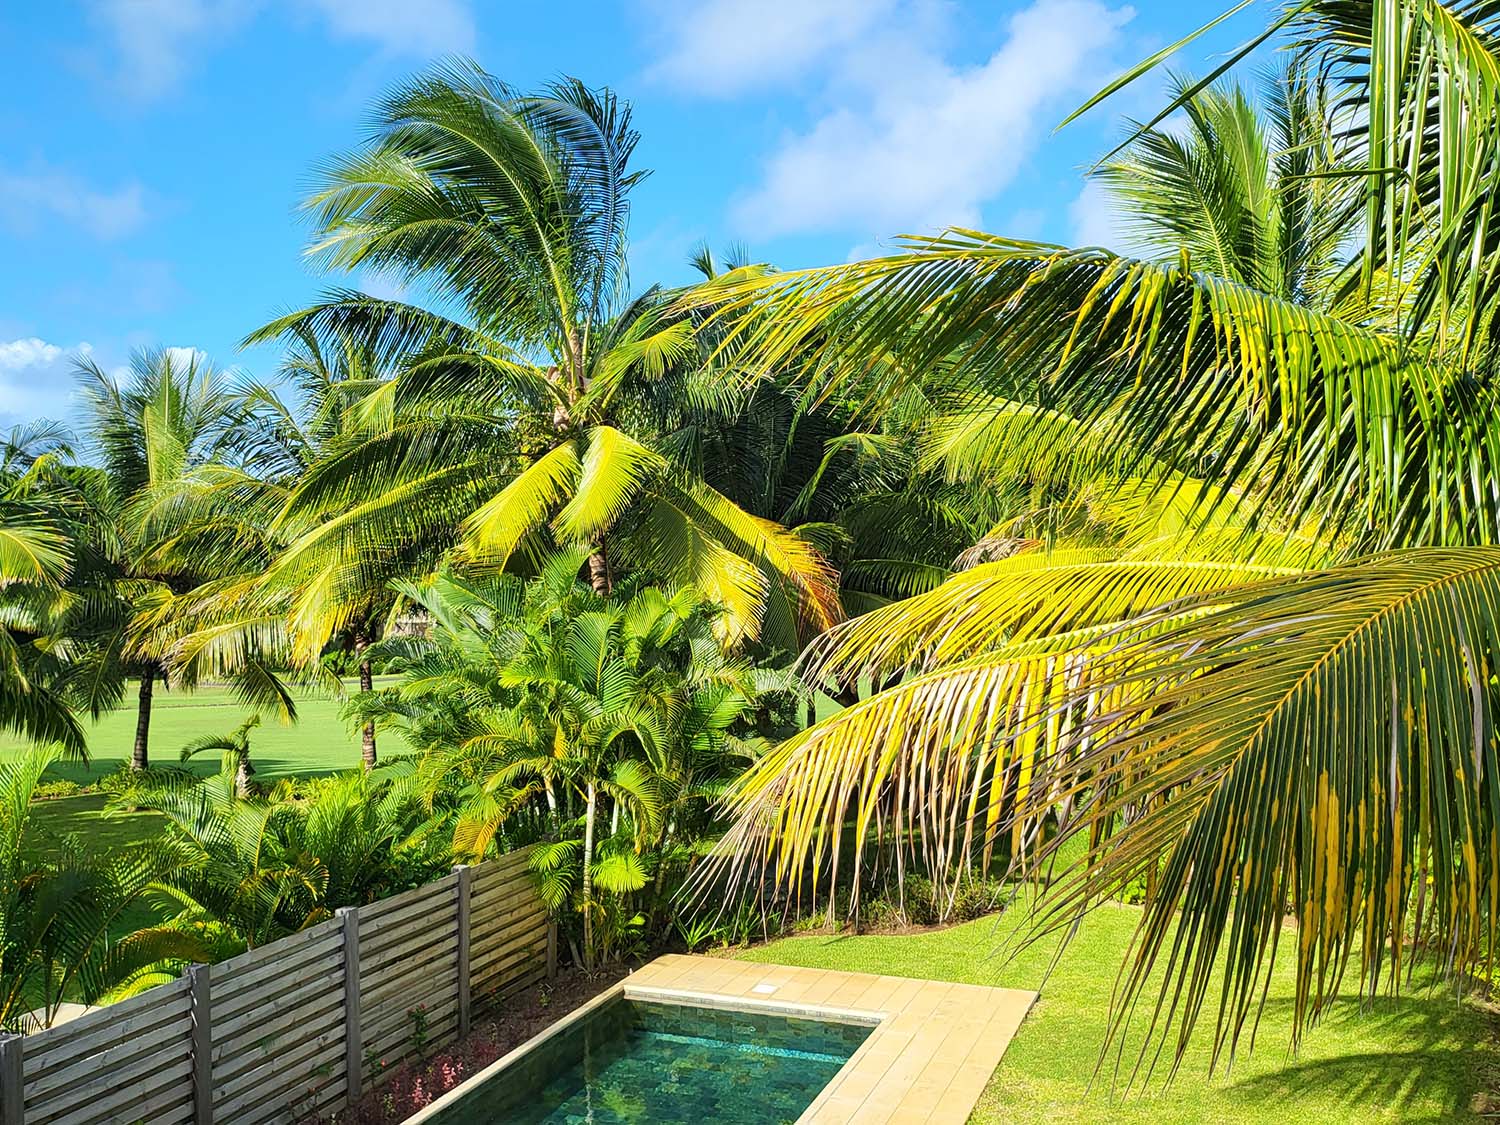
xmin=131 ymin=670 xmax=153 ymax=771
xmin=356 ymin=633 xmax=376 ymax=772
xmin=234 ymin=752 xmax=254 ymax=799
xmin=582 ymin=781 xmax=597 ymax=970
xmin=587 ymin=543 xmax=612 ymax=595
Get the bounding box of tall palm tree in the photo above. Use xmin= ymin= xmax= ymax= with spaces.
xmin=1095 ymin=64 xmax=1360 ymax=306
xmin=68 ymin=348 xmax=272 ymax=769
xmin=245 ymin=62 xmax=840 ymax=652
xmin=691 ymin=1 xmax=1500 ymax=1072
xmin=0 ymin=447 xmax=86 ymax=751
xmin=226 ymin=327 xmax=456 ymax=770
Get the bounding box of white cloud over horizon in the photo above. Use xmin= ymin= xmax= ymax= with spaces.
xmin=0 ymin=338 xmax=92 ymax=425
xmin=724 ymin=0 xmax=1135 ymax=242
xmin=0 ymin=338 xmax=224 ymax=427
xmin=89 ymin=0 xmax=476 ymax=103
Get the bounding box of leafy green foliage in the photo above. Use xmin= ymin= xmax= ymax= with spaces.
xmin=1 ymin=750 xmax=206 ymax=1030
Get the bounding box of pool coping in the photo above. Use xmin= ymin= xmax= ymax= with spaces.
xmin=404 ymin=954 xmax=1038 ymax=1124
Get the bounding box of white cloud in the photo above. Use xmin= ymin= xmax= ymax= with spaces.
xmin=1068 ymin=179 xmax=1129 ymax=250
xmin=644 ymin=0 xmax=899 ymax=97
xmin=0 ymin=339 xmax=90 ymax=424
xmin=162 ymin=345 xmax=211 ymax=372
xmin=305 ymin=0 xmax=474 ymax=57
xmin=730 ymin=0 xmax=1135 ymax=240
xmin=90 ymin=0 xmax=474 ymax=102
xmin=90 ymin=0 xmax=254 ymax=103
xmin=0 ymin=163 xmax=147 ymax=240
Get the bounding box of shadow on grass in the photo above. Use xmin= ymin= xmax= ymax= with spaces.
xmin=1217 ymin=992 xmax=1497 ymax=1122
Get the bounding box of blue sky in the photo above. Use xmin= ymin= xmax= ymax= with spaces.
xmin=0 ymin=0 xmax=1253 ymax=426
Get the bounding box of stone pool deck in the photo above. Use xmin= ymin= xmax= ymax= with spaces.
xmin=625 ymin=954 xmax=1037 ymax=1124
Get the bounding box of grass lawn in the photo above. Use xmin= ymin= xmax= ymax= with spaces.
xmin=4 ymin=677 xmax=398 ymax=860
xmin=739 ymin=905 xmax=1497 ymax=1123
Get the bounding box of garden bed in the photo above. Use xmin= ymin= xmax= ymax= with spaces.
xmin=309 ymin=964 xmax=629 ymax=1124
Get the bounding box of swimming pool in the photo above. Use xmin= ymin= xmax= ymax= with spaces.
xmin=417 ymin=994 xmax=875 ymax=1124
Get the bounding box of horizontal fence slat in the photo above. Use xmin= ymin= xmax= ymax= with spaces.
xmin=361 ymin=926 xmax=455 ymax=983
xmin=23 ymin=1009 xmax=190 ymax=1102
xmin=208 ymin=918 xmax=341 ymax=982
xmin=473 ymin=900 xmax=546 ymax=944
xmin=470 ymin=849 xmax=531 ymax=887
xmin=209 ymin=930 xmax=343 ymax=1000
xmin=23 ymin=977 xmax=189 ymax=1059
xmin=472 ymin=925 xmax=549 ymax=973
xmin=211 ymin=987 xmax=344 ymax=1061
xmin=473 ymin=942 xmax=548 ymax=997
xmin=358 ymin=875 xmax=457 ymax=929
xmin=362 ymin=909 xmax=455 ymax=962
xmin=213 ymin=955 xmax=345 ymax=1026
xmin=214 ymin=1028 xmax=343 ymax=1104
xmin=29 ymin=1050 xmax=191 ymax=1125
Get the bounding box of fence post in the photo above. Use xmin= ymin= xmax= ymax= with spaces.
xmin=0 ymin=1033 xmax=21 ymax=1125
xmin=188 ymin=965 xmax=212 ymax=1125
xmin=338 ymin=907 xmax=362 ymax=1109
xmin=547 ymin=920 xmax=558 ymax=981
xmin=453 ymin=865 xmax=472 ymax=1038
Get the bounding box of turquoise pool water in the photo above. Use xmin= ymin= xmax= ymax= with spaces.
xmin=425 ymin=997 xmax=874 ymax=1124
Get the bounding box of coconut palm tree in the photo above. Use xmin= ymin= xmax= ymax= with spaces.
xmin=245 ymin=61 xmax=840 ymax=652
xmin=66 ymin=348 xmax=281 ymax=769
xmin=692 ymin=1 xmax=1500 ymax=1072
xmin=226 ymin=326 xmax=469 ymax=770
xmin=0 ymin=453 xmax=85 ymax=752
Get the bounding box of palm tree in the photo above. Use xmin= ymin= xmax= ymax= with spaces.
xmin=691 ymin=2 xmax=1500 ymax=1072
xmin=0 ymin=449 xmax=86 ymax=752
xmin=1094 ymin=65 xmax=1359 ymax=306
xmin=245 ymin=61 xmax=840 ymax=651
xmin=69 ymin=348 xmax=272 ymax=769
xmin=1 ymin=749 xmax=203 ymax=1030
xmin=181 ymin=713 xmax=260 ymax=797
xmin=230 ymin=327 xmax=451 ymax=770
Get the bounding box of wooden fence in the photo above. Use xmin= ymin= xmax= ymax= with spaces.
xmin=0 ymin=850 xmax=553 ymax=1125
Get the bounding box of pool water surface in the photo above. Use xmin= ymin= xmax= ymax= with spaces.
xmin=423 ymin=997 xmax=874 ymax=1124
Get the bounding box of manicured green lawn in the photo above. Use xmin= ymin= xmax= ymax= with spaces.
xmin=739 ymin=904 xmax=1497 ymax=1123
xmin=0 ymin=678 xmax=391 ymax=784
xmin=5 ymin=677 xmax=400 ymax=861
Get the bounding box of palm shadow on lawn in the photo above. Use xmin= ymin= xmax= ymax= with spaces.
xmin=1216 ymin=991 xmax=1498 ymax=1121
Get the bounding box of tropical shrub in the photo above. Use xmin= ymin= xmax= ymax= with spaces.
xmin=1 ymin=750 xmax=205 ymax=1030
xmin=113 ymin=763 xmax=450 ymax=952
xmin=359 ymin=555 xmax=800 ymax=967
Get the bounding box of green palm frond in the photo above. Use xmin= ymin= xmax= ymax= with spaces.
xmin=687 ymin=230 xmax=1498 ymax=549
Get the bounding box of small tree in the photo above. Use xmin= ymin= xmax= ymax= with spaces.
xmin=181 ymin=713 xmax=261 ymax=797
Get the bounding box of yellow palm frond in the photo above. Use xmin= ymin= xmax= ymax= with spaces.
xmin=802 ymin=548 xmax=1301 ymax=687
xmin=553 ymin=427 xmax=665 ymax=542
xmin=465 ymin=440 xmax=583 ymax=563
